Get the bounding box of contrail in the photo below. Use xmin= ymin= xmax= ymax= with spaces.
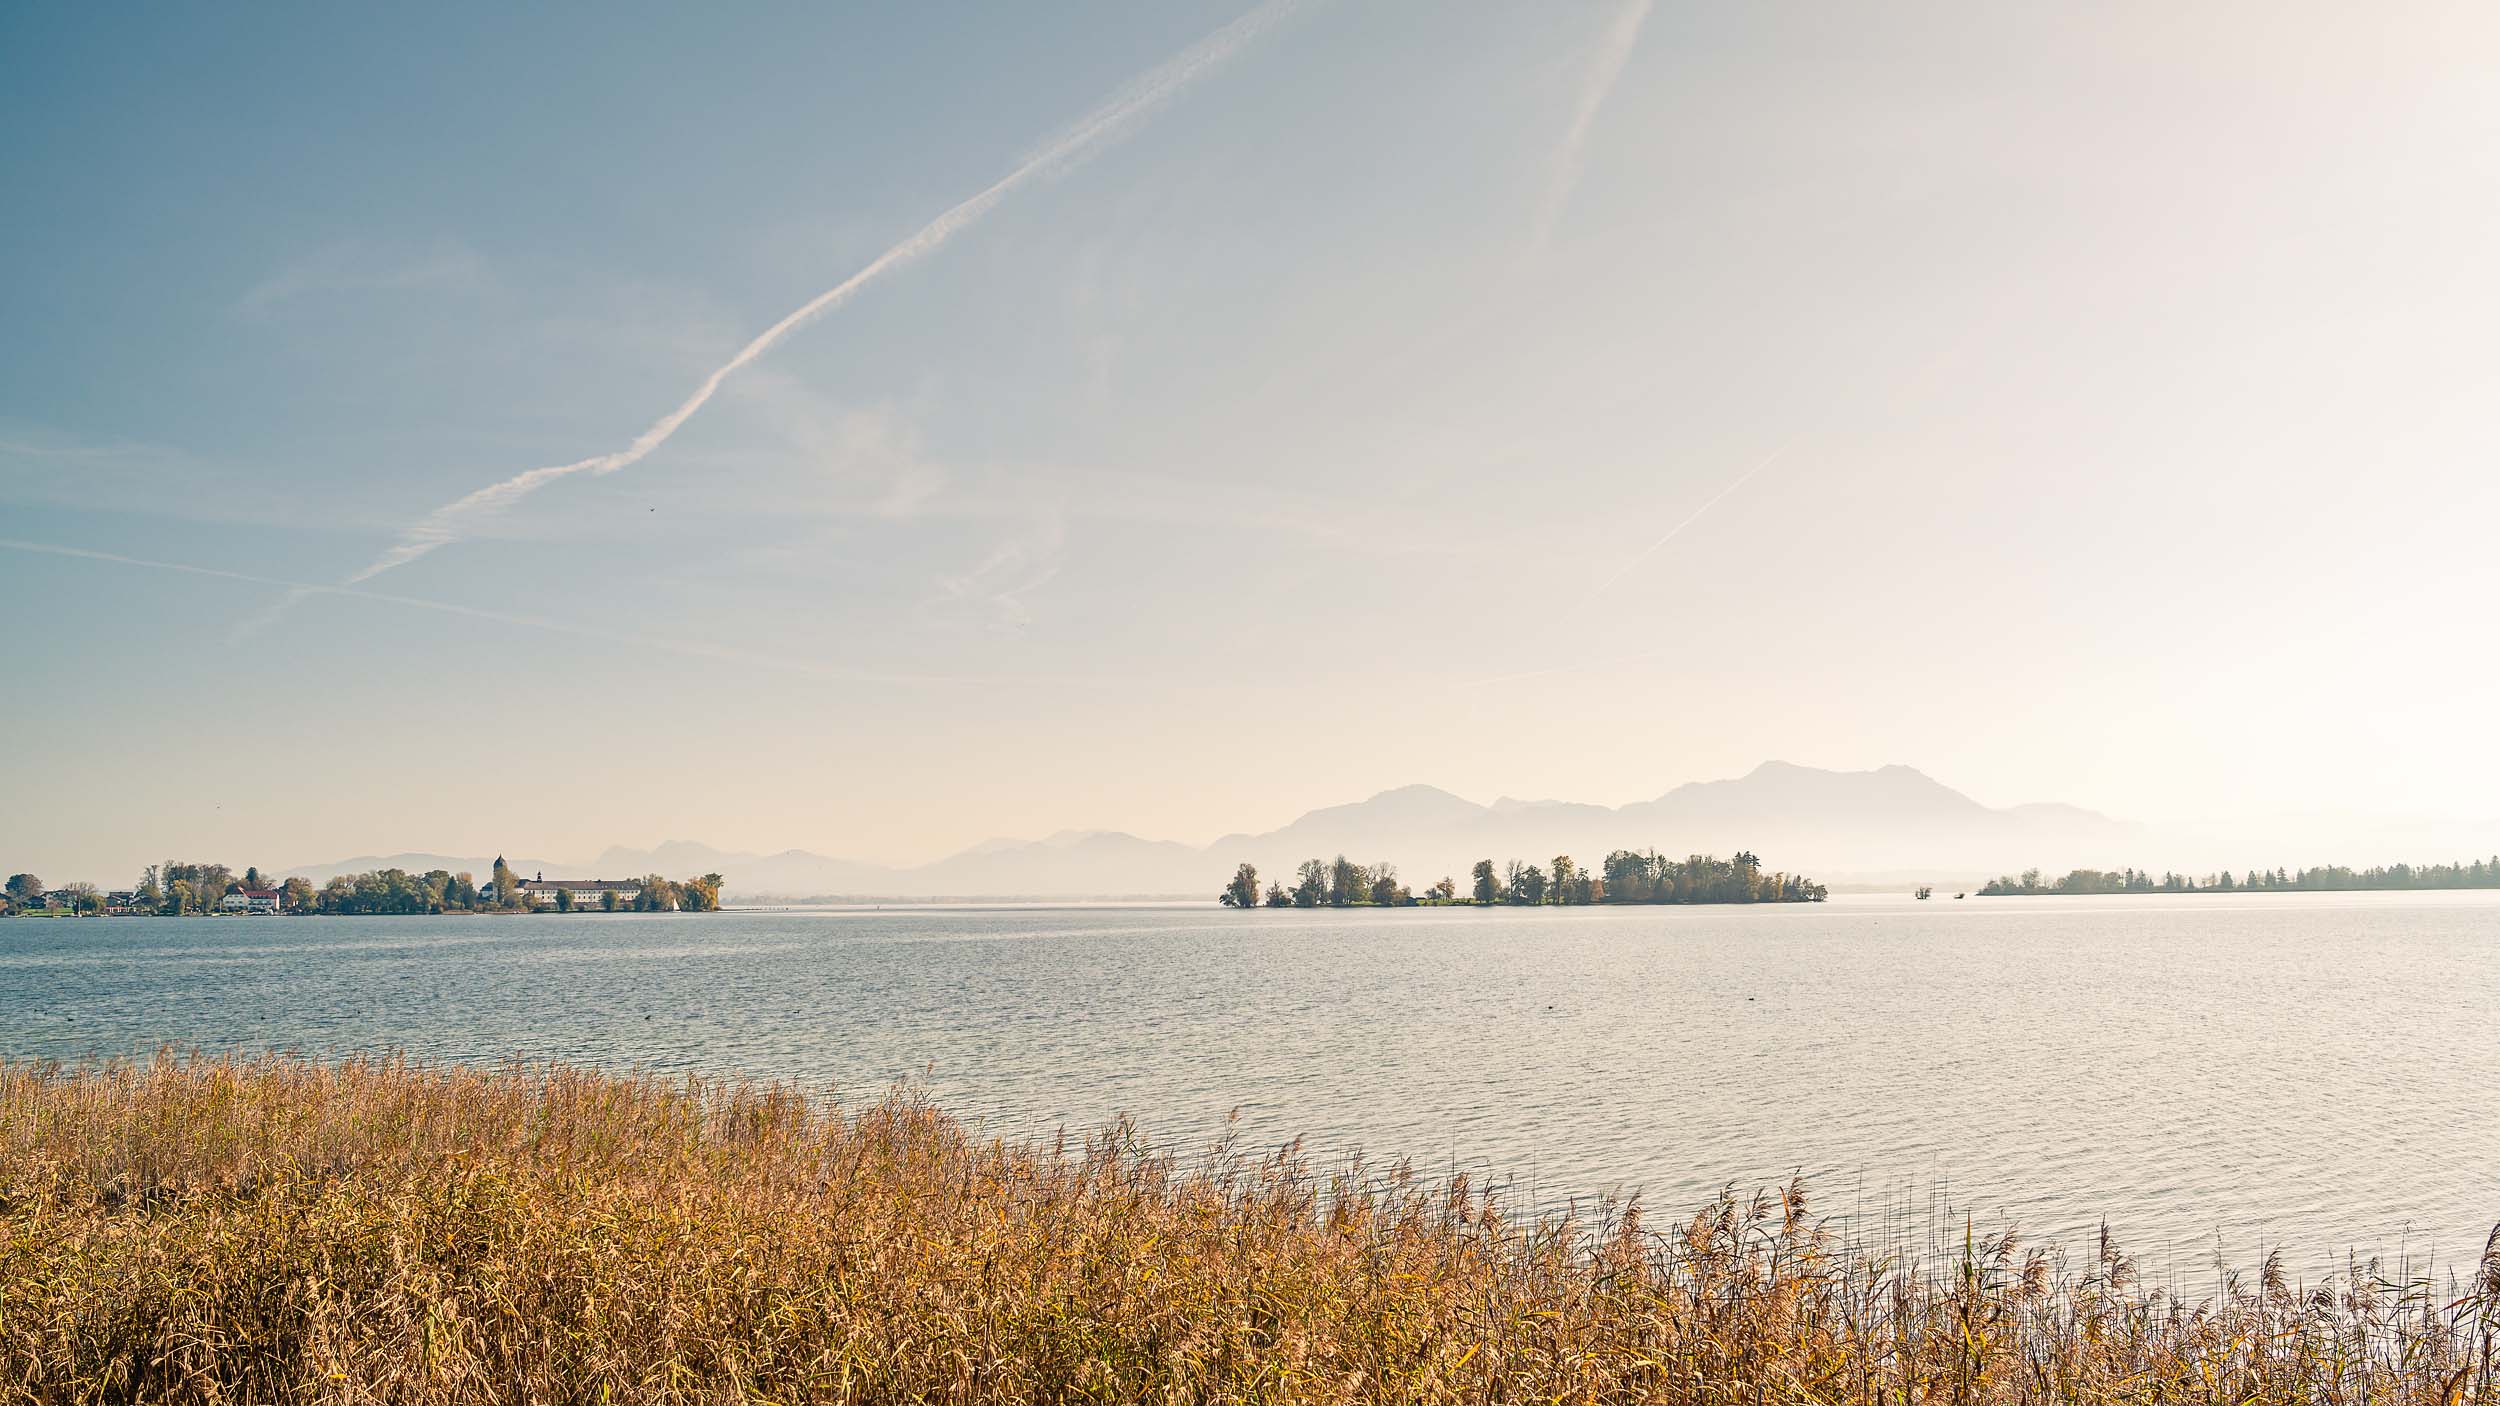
xmin=1529 ymin=0 xmax=1652 ymax=258
xmin=0 ymin=537 xmax=954 ymax=685
xmin=337 ymin=0 xmax=1300 ymax=593
xmin=1568 ymin=441 xmax=1786 ymax=613
xmin=1464 ymin=442 xmax=1786 ymax=688
xmin=1462 ymin=644 xmax=1678 ymax=690
xmin=228 ymin=584 xmax=317 ymax=644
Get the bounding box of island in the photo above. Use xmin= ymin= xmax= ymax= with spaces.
xmin=1219 ymin=850 xmax=1827 ymax=907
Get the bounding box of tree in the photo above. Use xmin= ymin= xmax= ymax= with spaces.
xmin=5 ymin=874 xmax=43 ymax=907
xmin=317 ymin=876 xmax=353 ymax=913
xmin=161 ymin=862 xmax=233 ymax=912
xmin=635 ymin=875 xmax=681 ymax=912
xmin=555 ymin=887 xmax=574 ymax=913
xmin=1368 ymin=864 xmax=1400 ymax=906
xmin=1221 ymin=862 xmax=1260 ymax=909
xmin=680 ymin=874 xmax=724 ymax=912
xmin=1511 ymin=862 xmax=1547 ymax=905
xmin=1602 ymin=850 xmax=1654 ymax=903
xmin=242 ymin=866 xmax=264 ymax=890
xmin=64 ymin=882 xmax=102 ymax=915
xmin=1263 ymin=882 xmax=1292 ymax=908
xmin=1293 ymin=860 xmax=1329 ymax=908
xmin=1470 ymin=860 xmax=1499 ymax=904
xmin=1327 ymin=855 xmax=1362 ymax=907
xmin=491 ymin=856 xmax=518 ymax=909
xmin=1550 ymin=856 xmax=1596 ymax=905
xmin=281 ymin=876 xmax=315 ymax=913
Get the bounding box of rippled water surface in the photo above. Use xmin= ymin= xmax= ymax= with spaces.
xmin=6 ymin=893 xmax=2497 ymax=1277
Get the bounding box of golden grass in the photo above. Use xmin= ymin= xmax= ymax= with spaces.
xmin=2 ymin=1054 xmax=2495 ymax=1404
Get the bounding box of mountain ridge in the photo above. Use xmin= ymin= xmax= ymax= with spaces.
xmin=286 ymin=762 xmax=2137 ymax=898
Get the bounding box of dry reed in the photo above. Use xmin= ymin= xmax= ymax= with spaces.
xmin=2 ymin=1052 xmax=2495 ymax=1404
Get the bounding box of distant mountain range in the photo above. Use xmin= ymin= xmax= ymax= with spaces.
xmin=288 ymin=761 xmax=2142 ymax=899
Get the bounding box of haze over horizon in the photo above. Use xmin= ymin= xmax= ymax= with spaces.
xmin=34 ymin=758 xmax=2500 ymax=896
xmin=7 ymin=1 xmax=2498 ymax=883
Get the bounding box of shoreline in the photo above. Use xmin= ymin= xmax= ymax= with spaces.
xmin=19 ymin=884 xmax=2500 ymax=919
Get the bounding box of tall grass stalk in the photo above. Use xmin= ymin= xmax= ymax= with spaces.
xmin=2 ymin=1052 xmax=2494 ymax=1403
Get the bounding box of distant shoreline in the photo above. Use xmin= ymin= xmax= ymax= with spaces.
xmin=1973 ymin=859 xmax=2499 ymax=897
xmin=0 ymin=863 xmax=722 ymax=919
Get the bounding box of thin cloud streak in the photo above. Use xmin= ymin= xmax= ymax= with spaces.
xmin=334 ymin=0 xmax=1302 ymax=595
xmin=1529 ymin=0 xmax=1653 ymax=259
xmin=236 ymin=243 xmax=484 ymax=316
xmin=227 ymin=585 xmax=318 ymax=645
xmin=0 ymin=438 xmax=146 ymax=460
xmin=1462 ymin=643 xmax=1680 ymax=690
xmin=930 ymin=506 xmax=1067 ymax=633
xmin=1464 ymin=442 xmax=1788 ymax=688
xmin=0 ymin=537 xmax=957 ymax=686
xmin=1569 ymin=441 xmax=1785 ymax=613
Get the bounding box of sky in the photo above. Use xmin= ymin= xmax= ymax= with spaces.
xmin=6 ymin=1 xmax=2499 ymax=883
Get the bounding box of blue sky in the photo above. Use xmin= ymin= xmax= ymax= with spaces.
xmin=7 ymin=1 xmax=2499 ymax=881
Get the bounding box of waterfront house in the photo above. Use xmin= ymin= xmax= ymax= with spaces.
xmin=518 ymin=875 xmax=642 ymax=909
xmin=220 ymin=888 xmax=284 ymax=914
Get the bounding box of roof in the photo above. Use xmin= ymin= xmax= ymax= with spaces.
xmin=518 ymin=879 xmax=641 ymax=892
xmin=235 ymin=888 xmax=281 ymax=898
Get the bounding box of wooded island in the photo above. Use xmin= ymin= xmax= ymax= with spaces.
xmin=1220 ymin=849 xmax=1826 ymax=908
xmin=0 ymin=857 xmax=725 ymax=917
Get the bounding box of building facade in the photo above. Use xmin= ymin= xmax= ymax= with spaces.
xmin=517 ymin=876 xmax=642 ymax=909
xmin=219 ymin=888 xmax=284 ymax=914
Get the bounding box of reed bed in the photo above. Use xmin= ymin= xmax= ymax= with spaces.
xmin=2 ymin=1053 xmax=2495 ymax=1404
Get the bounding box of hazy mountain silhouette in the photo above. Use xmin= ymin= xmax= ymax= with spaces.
xmin=587 ymin=842 xmax=892 ymax=896
xmin=295 ymin=763 xmax=2135 ymax=898
xmin=1195 ymin=762 xmax=2137 ymax=893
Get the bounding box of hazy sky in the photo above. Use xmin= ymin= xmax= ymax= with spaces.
xmin=7 ymin=1 xmax=2497 ymax=882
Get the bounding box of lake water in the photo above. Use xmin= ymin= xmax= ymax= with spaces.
xmin=5 ymin=893 xmax=2496 ymax=1282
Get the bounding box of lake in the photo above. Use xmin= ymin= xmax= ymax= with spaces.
xmin=5 ymin=892 xmax=2495 ymax=1282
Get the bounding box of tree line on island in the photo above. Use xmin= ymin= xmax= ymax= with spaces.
xmin=1220 ymin=849 xmax=1827 ymax=908
xmin=0 ymin=858 xmax=724 ymax=916
xmin=1975 ymin=857 xmax=2500 ymax=896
